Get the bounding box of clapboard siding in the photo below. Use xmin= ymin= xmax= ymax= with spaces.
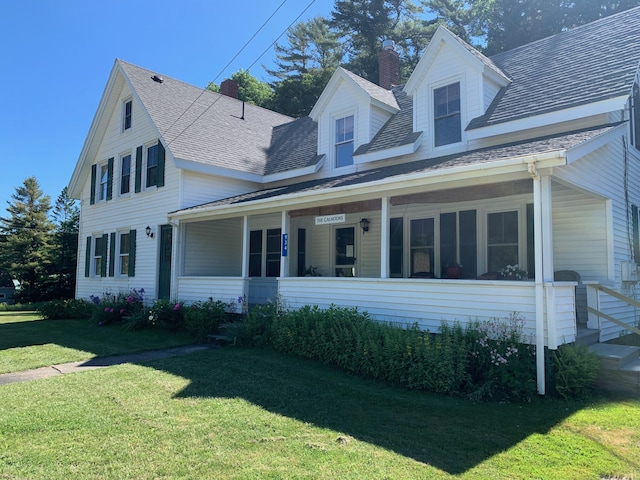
xmin=181 ymin=170 xmax=258 ymax=209
xmin=279 ymin=278 xmax=577 ymax=346
xmin=177 ymin=276 xmax=247 ymax=311
xmin=76 ymin=82 xmax=180 ymax=302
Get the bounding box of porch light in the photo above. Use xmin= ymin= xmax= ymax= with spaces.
xmin=359 ymin=218 xmax=370 ymax=234
xmin=145 ymin=225 xmax=154 ymax=238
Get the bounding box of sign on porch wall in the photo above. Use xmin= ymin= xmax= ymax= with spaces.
xmin=315 ymin=213 xmax=346 ymax=225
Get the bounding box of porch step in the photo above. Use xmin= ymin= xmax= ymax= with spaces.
xmin=575 ymin=326 xmax=599 ymax=347
xmin=588 ymin=343 xmax=640 ymax=395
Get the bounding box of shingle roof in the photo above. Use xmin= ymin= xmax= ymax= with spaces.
xmin=354 ymin=86 xmax=420 ymax=155
xmin=172 ymin=124 xmax=616 ymax=215
xmin=120 ymin=61 xmax=320 ymax=176
xmin=340 ymin=67 xmax=400 ymax=110
xmin=468 ymin=7 xmax=640 ymax=129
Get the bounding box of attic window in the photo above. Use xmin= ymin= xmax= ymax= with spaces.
xmin=434 ymin=83 xmax=461 ymax=147
xmin=335 ymin=115 xmax=354 ymax=168
xmin=122 ymin=99 xmax=132 ymax=131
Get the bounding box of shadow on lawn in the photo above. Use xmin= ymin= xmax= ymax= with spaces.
xmin=152 ymin=347 xmax=587 ymax=476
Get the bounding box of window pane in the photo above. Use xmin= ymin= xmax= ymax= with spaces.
xmin=434 ymin=82 xmax=461 ymax=147
xmin=266 ymin=229 xmax=281 ymax=277
xmin=410 ymin=218 xmax=434 ymax=248
xmin=121 ymin=155 xmax=131 ymax=194
xmin=123 ymin=100 xmax=132 ymax=130
xmin=146 ymin=144 xmax=158 ymax=187
xmin=488 ymin=245 xmax=519 ymax=272
xmin=249 ymin=230 xmax=262 ymax=277
xmin=336 ymin=142 xmax=354 ymax=168
xmin=99 ymin=165 xmax=108 ymax=200
xmin=440 ymin=213 xmax=457 ymax=272
xmin=410 ymin=218 xmax=434 ymax=275
xmin=459 ymin=210 xmax=477 ymax=278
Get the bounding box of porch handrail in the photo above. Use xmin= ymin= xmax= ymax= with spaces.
xmin=586 ymin=284 xmax=640 ymax=336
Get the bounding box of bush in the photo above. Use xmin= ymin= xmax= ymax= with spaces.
xmin=183 ymin=298 xmax=227 ymax=341
xmin=38 ymin=299 xmax=94 ymax=320
xmin=148 ymin=299 xmax=185 ymax=331
xmin=89 ymin=289 xmax=145 ymax=326
xmin=551 ymin=343 xmax=600 ymax=399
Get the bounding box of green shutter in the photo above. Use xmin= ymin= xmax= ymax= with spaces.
xmin=106 ymin=157 xmax=114 ymax=200
xmin=135 ymin=146 xmax=143 ymax=193
xmin=90 ymin=165 xmax=97 ymax=205
xmin=128 ymin=229 xmax=136 ymax=277
xmin=157 ymin=141 xmax=165 ymax=187
xmin=85 ymin=236 xmax=91 ymax=277
xmin=101 ymin=233 xmax=108 ymax=277
xmin=109 ymin=232 xmax=116 ymax=277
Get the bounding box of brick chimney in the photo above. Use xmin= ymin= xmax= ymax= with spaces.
xmin=378 ymin=39 xmax=399 ymax=90
xmin=220 ymin=78 xmax=239 ymax=99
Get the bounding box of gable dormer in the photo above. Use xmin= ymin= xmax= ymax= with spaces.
xmin=309 ymin=67 xmax=400 ymax=174
xmin=404 ymin=26 xmax=510 ymax=153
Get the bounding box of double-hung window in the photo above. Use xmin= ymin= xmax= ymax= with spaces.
xmin=146 ymin=144 xmax=159 ymax=188
xmin=119 ymin=232 xmax=131 ymax=275
xmin=93 ymin=235 xmax=106 ymax=277
xmin=434 ymin=82 xmax=461 ymax=147
xmin=123 ymin=99 xmax=132 ymax=131
xmin=335 ymin=115 xmax=354 ymax=168
xmin=249 ymin=229 xmax=282 ymax=277
xmin=99 ymin=164 xmax=109 ymax=201
xmin=120 ymin=154 xmax=131 ymax=195
xmin=487 ymin=211 xmax=519 ymax=271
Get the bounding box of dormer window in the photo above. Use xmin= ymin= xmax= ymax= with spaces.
xmin=335 ymin=115 xmax=354 ymax=168
xmin=434 ymin=83 xmax=461 ymax=147
xmin=123 ymin=99 xmax=132 ymax=131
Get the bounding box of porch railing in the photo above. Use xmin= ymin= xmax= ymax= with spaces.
xmin=585 ymin=283 xmax=640 ymax=336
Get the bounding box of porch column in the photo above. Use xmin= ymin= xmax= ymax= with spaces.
xmin=241 ymin=215 xmax=249 ymax=277
xmin=531 ymin=164 xmax=546 ymax=395
xmin=380 ymin=197 xmax=389 ymax=278
xmin=280 ymin=211 xmax=290 ymax=277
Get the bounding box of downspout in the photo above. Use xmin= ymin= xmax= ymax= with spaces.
xmin=529 ymin=161 xmax=546 ymax=395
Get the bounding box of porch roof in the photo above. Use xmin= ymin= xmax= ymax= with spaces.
xmin=169 ymin=123 xmax=617 ymax=219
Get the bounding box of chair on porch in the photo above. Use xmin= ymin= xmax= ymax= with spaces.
xmin=554 ymin=270 xmax=586 ymax=324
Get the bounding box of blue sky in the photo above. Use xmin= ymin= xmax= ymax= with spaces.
xmin=0 ymin=0 xmax=334 ymax=214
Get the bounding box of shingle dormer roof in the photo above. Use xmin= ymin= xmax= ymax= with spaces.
xmin=353 ymin=86 xmax=420 ymax=156
xmin=339 ymin=67 xmax=400 ymax=110
xmin=120 ymin=61 xmax=321 ymax=177
xmin=468 ymin=6 xmax=640 ymax=129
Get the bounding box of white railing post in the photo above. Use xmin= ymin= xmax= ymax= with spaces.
xmin=584 ymin=282 xmax=601 ymax=330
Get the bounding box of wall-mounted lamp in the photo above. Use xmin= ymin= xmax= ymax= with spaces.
xmin=359 ymin=218 xmax=370 ymax=234
xmin=145 ymin=225 xmax=154 ymax=238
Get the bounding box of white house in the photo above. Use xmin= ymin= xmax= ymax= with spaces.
xmin=69 ymin=8 xmax=640 ymax=393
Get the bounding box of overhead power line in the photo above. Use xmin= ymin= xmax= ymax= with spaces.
xmin=164 ymin=0 xmax=319 ymax=147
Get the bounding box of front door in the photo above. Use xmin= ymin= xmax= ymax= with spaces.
xmin=335 ymin=226 xmax=356 ymax=277
xmin=158 ymin=224 xmax=172 ymax=299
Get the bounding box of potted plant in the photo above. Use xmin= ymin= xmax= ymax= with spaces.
xmin=500 ymin=264 xmax=528 ymax=280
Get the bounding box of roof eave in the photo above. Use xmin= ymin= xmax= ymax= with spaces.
xmin=353 ymin=132 xmax=423 ymax=164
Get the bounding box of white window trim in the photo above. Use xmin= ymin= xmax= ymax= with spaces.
xmin=119 ymin=151 xmax=132 ymax=197
xmin=331 ymin=109 xmax=357 ymax=173
xmin=117 ymin=229 xmax=131 ymax=277
xmin=481 ymin=204 xmax=528 ymax=274
xmin=96 ymin=160 xmax=109 ymax=203
xmin=142 ymin=141 xmax=159 ymax=191
xmin=122 ymin=97 xmax=133 ymax=132
xmin=92 ymin=234 xmax=105 ymax=277
xmin=429 ymin=75 xmax=465 ymax=152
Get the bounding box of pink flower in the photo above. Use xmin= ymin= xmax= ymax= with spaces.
xmin=127 ymin=296 xmax=134 ymax=303
xmin=104 ymin=307 xmax=110 ymax=313
xmin=173 ymin=303 xmax=181 ymax=311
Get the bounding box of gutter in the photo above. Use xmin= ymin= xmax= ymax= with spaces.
xmin=169 ymin=149 xmax=567 ymax=221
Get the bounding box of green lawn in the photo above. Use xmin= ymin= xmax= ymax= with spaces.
xmin=0 ymin=312 xmax=639 ymax=479
xmin=0 ymin=311 xmax=193 ymax=374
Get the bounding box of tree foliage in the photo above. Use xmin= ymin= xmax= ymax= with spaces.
xmin=0 ymin=177 xmax=54 ymax=302
xmin=51 ymin=187 xmax=79 ymax=299
xmin=207 ymin=69 xmax=273 ymax=109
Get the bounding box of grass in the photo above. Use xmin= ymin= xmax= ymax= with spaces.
xmin=1 ymin=312 xmax=639 ymax=479
xmin=0 ymin=311 xmax=193 ymax=374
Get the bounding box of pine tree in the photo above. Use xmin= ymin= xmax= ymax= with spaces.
xmin=0 ymin=177 xmax=54 ymax=302
xmin=51 ymin=187 xmax=79 ymax=299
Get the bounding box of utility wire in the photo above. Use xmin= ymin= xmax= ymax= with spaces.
xmin=162 ymin=0 xmax=289 ymax=141
xmin=165 ymin=0 xmax=318 ymax=147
